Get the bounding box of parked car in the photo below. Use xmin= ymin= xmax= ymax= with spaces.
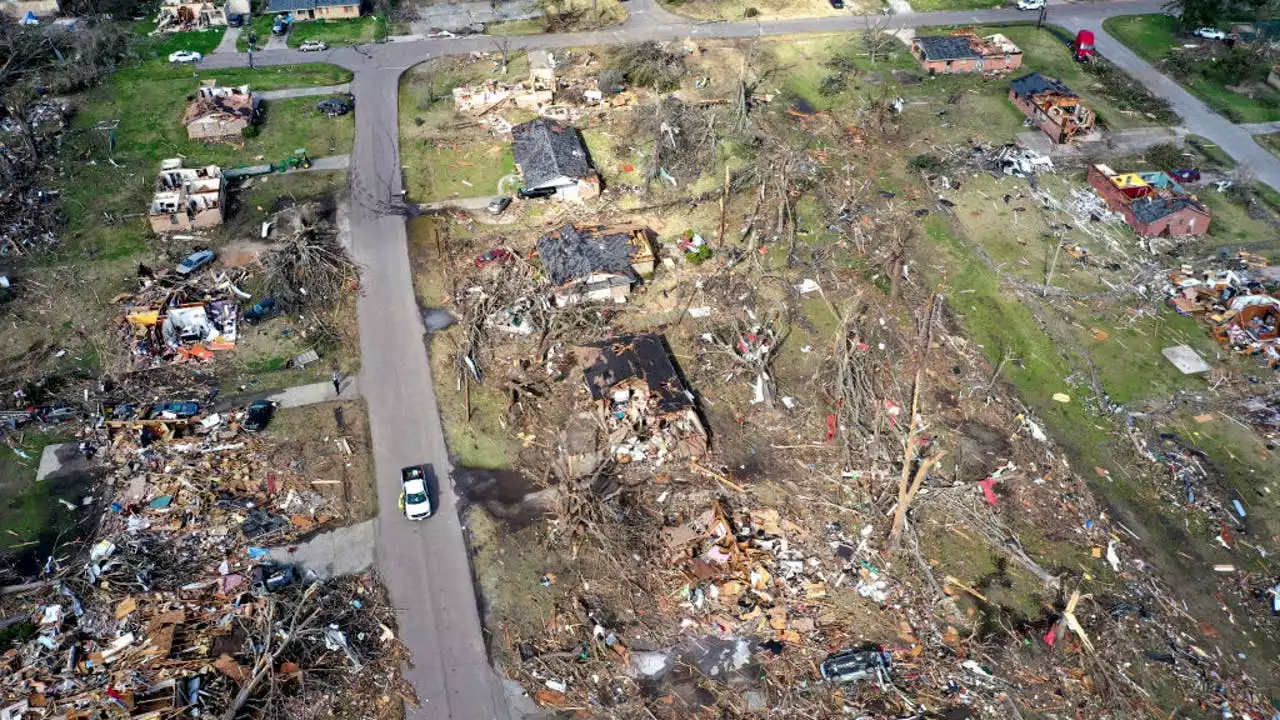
xmin=299 ymin=39 xmax=329 ymax=52
xmin=317 ymin=97 xmax=352 ymax=117
xmin=828 ymin=0 xmax=844 ymax=8
xmin=227 ymin=13 xmax=244 ymax=26
xmin=820 ymin=645 xmax=893 ymax=685
xmin=272 ymin=14 xmax=291 ymax=35
xmin=474 ymin=248 xmax=512 ymax=268
xmin=152 ymin=401 xmax=200 ymax=419
xmin=400 ymin=465 xmax=435 ymax=520
xmin=176 ymin=249 xmax=216 ymax=276
xmin=168 ymin=50 xmax=202 ymax=64
xmin=243 ymin=400 xmax=277 ymax=432
xmin=1193 ymin=27 xmax=1227 ymax=40
xmin=1016 ymin=0 xmax=1044 ymax=9
xmin=487 ymin=196 xmax=512 ymax=215
xmin=1170 ymin=168 xmax=1201 ymax=184
xmin=517 ymin=186 xmax=557 ymax=200
xmin=243 ymin=297 xmax=280 ymax=325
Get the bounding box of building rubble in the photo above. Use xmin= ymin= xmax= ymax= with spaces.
xmin=0 ymin=400 xmax=413 ymax=719
xmin=1162 ymin=255 xmax=1280 ymax=366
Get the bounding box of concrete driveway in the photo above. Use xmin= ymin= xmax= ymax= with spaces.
xmin=197 ymin=1 xmax=1280 ymax=717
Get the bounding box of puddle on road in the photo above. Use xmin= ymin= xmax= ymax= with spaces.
xmin=452 ymin=467 xmax=555 ymax=530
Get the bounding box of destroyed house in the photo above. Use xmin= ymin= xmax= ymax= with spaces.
xmin=1088 ymin=164 xmax=1211 ymax=237
xmin=266 ymin=0 xmax=360 ymax=19
xmin=149 ymin=159 xmax=225 ymax=233
xmin=184 ymin=83 xmax=258 ymax=140
xmin=911 ymin=31 xmax=1023 ymax=74
xmin=571 ymin=334 xmax=707 ymax=467
xmin=156 ymin=0 xmax=227 ymax=30
xmin=1008 ymin=73 xmax=1094 ymax=144
xmin=512 ymin=117 xmax=600 ymax=201
xmin=536 ymin=223 xmax=656 ymax=306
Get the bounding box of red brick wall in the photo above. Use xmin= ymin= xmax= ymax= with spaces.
xmin=1009 ymin=89 xmax=1065 ymax=143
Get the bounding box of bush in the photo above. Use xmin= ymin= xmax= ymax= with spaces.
xmin=241 ymin=124 xmax=259 ymax=138
xmin=744 ymin=6 xmax=758 ymax=16
xmin=685 ymin=245 xmax=713 ymax=264
xmin=819 ymin=73 xmax=847 ymax=96
xmin=607 ymin=42 xmax=685 ymax=93
xmin=1144 ymin=143 xmax=1186 ymax=171
xmin=908 ymin=153 xmax=944 ymax=173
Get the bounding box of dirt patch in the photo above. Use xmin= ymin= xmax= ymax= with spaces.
xmin=265 ymin=400 xmax=375 ymax=523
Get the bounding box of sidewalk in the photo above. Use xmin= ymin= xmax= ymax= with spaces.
xmin=257 ymin=83 xmax=351 ymax=101
xmin=214 ymin=27 xmax=241 ymax=55
xmin=266 ymin=377 xmax=361 ymax=408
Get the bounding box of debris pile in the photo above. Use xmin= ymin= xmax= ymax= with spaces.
xmin=117 ymin=263 xmax=246 ymax=368
xmin=1162 ymin=256 xmax=1280 ymax=366
xmin=0 ymin=399 xmax=408 ymax=719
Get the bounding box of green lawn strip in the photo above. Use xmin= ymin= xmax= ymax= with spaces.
xmin=133 ymin=23 xmax=227 ymax=59
xmin=910 ymin=0 xmax=1002 ymax=12
xmin=1185 ymin=134 xmax=1237 ymax=170
xmin=1101 ymin=14 xmax=1179 ymax=63
xmin=0 ymin=431 xmax=77 ymax=553
xmin=403 ymin=142 xmax=515 ymax=201
xmin=486 ymin=18 xmax=550 ymax=35
xmin=1255 ymin=132 xmax=1280 ymax=159
xmin=287 ymin=16 xmax=384 ymax=48
xmin=237 ymin=15 xmax=278 ymax=52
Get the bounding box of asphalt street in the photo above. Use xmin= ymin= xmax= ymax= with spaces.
xmin=200 ymin=2 xmax=1273 ymax=716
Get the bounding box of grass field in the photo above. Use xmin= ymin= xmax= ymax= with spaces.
xmin=1105 ymin=14 xmax=1280 ymax=123
xmin=660 ymin=0 xmax=883 ymax=21
xmin=237 ymin=15 xmax=277 ymax=52
xmin=287 ymin=16 xmax=386 ymax=47
xmin=486 ymin=0 xmax=627 ymax=34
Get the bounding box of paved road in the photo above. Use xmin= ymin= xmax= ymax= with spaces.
xmin=200 ymin=1 xmax=1277 ymax=718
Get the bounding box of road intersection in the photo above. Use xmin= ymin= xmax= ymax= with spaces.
xmin=201 ymin=3 xmax=1274 ymax=716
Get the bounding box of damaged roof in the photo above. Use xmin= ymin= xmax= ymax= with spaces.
xmin=512 ymin=118 xmax=593 ymax=189
xmin=577 ymin=334 xmax=693 ymax=414
xmin=1130 ymin=195 xmax=1209 ymax=223
xmin=1009 ymin=72 xmax=1076 ymax=99
xmin=267 ymin=0 xmax=356 ymax=10
xmin=537 ymin=224 xmax=636 ymax=286
xmin=914 ymin=35 xmax=981 ymax=61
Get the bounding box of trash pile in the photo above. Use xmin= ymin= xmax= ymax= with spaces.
xmin=117 ymin=261 xmax=248 ymax=368
xmin=1162 ymin=256 xmax=1280 ymax=366
xmin=0 ymin=399 xmax=410 ymax=719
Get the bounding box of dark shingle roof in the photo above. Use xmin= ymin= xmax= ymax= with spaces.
xmin=579 ymin=334 xmax=692 ymax=414
xmin=1009 ymin=72 xmax=1075 ymax=99
xmin=537 ymin=225 xmax=634 ymax=286
xmin=914 ymin=35 xmax=980 ymax=61
xmin=1130 ymin=196 xmax=1208 ymax=224
xmin=512 ymin=118 xmax=593 ymax=190
xmin=267 ymin=0 xmax=355 ymax=13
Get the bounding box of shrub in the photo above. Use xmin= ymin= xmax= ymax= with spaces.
xmin=744 ymin=6 xmax=759 ymax=16
xmin=1144 ymin=143 xmax=1186 ymax=171
xmin=908 ymin=153 xmax=944 ymax=173
xmin=819 ymin=73 xmax=847 ymax=96
xmin=685 ymin=245 xmax=713 ymax=264
xmin=241 ymin=124 xmax=259 ymax=138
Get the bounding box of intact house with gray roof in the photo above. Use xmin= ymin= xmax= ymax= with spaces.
xmin=512 ymin=118 xmax=600 ymax=202
xmin=266 ymin=0 xmax=359 ymax=21
xmin=536 ymin=223 xmax=656 ymax=306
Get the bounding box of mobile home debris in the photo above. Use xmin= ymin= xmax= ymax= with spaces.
xmin=148 ymin=159 xmax=225 ymax=234
xmin=1163 ymin=257 xmax=1280 ymax=366
xmin=1008 ymin=72 xmax=1095 ymax=144
xmin=911 ymin=30 xmax=1023 ymax=75
xmin=536 ymin=223 xmax=656 ymax=306
xmin=1087 ymin=164 xmax=1211 ymax=237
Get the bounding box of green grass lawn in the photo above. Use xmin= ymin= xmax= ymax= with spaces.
xmin=1102 ymin=13 xmax=1179 ymax=63
xmin=57 ymin=63 xmax=353 ymax=260
xmin=911 ymin=0 xmax=1002 ymax=11
xmin=287 ymin=16 xmax=386 ymax=47
xmin=237 ymin=15 xmax=277 ymax=52
xmin=1105 ymin=14 xmax=1280 ymax=123
xmin=133 ymin=21 xmax=226 ymax=58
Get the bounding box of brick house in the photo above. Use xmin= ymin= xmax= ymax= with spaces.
xmin=266 ymin=0 xmax=359 ymax=21
xmin=1088 ymin=164 xmax=1211 ymax=237
xmin=1008 ymin=73 xmax=1095 ymax=144
xmin=911 ymin=31 xmax=1023 ymax=74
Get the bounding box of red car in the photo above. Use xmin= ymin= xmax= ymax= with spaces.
xmin=474 ymin=248 xmax=512 ymax=268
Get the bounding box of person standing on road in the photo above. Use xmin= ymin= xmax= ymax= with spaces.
xmin=331 ymin=370 xmax=342 ymax=396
